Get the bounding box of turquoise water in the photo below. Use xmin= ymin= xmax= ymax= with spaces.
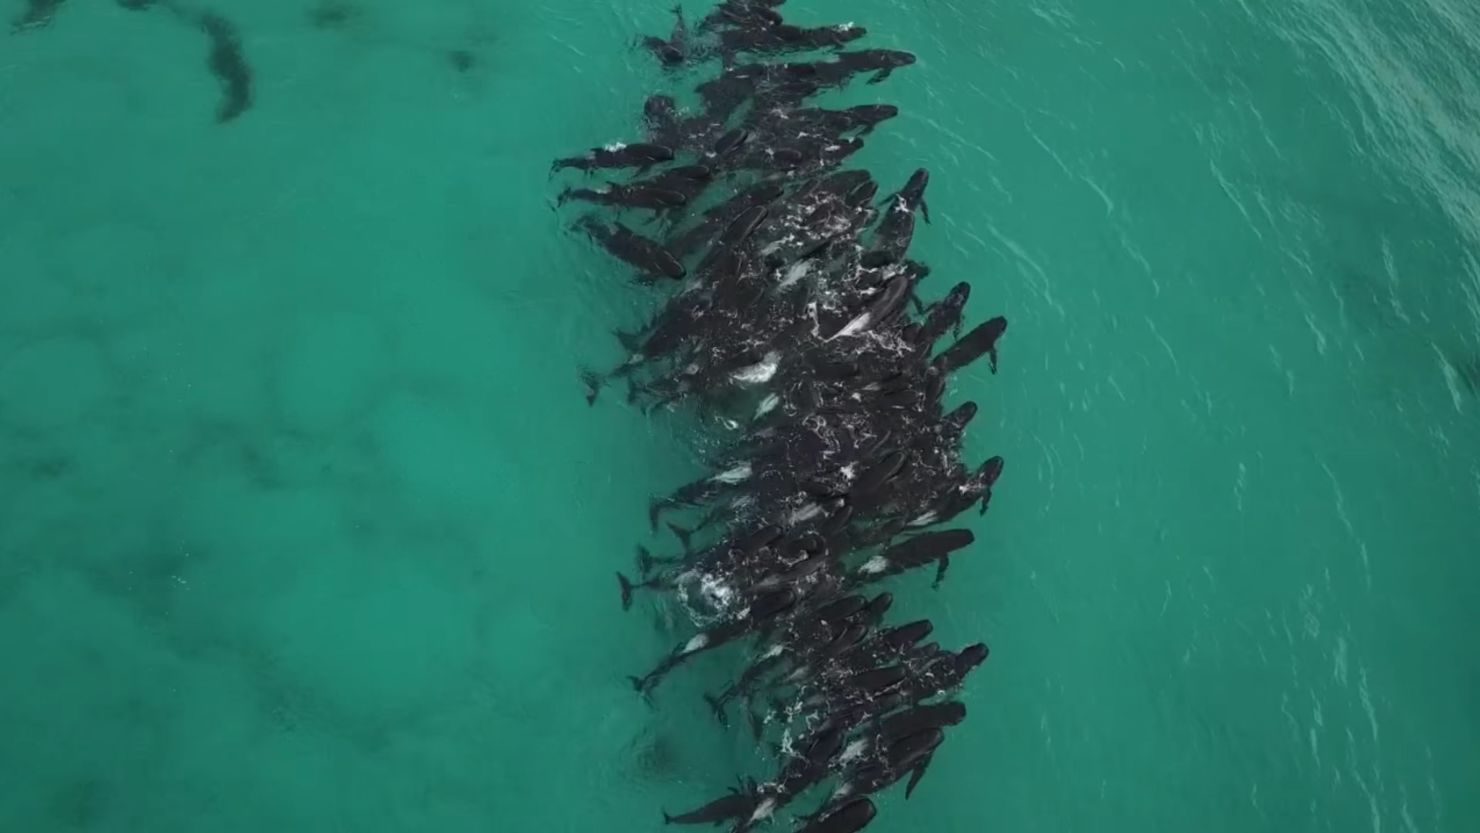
xmin=2 ymin=0 xmax=1477 ymax=831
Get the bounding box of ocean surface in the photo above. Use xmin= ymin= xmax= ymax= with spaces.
xmin=2 ymin=0 xmax=1477 ymax=831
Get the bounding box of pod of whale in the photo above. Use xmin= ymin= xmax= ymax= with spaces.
xmin=556 ymin=2 xmax=1010 ymax=831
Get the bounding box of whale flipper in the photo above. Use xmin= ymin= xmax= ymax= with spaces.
xmin=932 ymin=555 xmax=951 ymax=589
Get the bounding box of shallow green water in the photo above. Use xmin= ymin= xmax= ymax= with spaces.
xmin=2 ymin=1 xmax=1477 ymax=831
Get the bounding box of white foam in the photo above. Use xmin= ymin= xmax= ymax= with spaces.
xmin=826 ymin=312 xmax=872 ymax=342
xmin=754 ymin=393 xmax=780 ymax=419
xmin=787 ymin=502 xmax=823 ymax=526
xmin=839 ymin=738 xmax=870 ymax=763
xmin=748 ymin=798 xmax=777 ymax=824
xmin=683 ymin=634 xmax=710 ymax=654
xmin=908 ymin=511 xmax=939 ymax=527
xmin=712 ymin=463 xmax=753 ymax=484
xmin=777 ymin=259 xmax=813 ymax=290
xmin=603 ymin=142 xmax=627 ymax=152
xmin=702 ymin=576 xmax=733 ymax=603
xmin=778 ymin=728 xmax=796 ymax=758
xmin=860 ymin=555 xmax=890 ymax=575
xmin=731 ymin=351 xmax=781 ymax=385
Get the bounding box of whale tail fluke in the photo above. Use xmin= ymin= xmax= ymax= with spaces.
xmin=579 ymin=368 xmax=604 ymax=405
xmin=617 ymin=572 xmax=635 ymax=611
xmin=666 ymin=521 xmax=693 ymax=554
xmin=614 ymin=328 xmax=642 ymax=352
xmin=703 ymin=692 xmax=730 ymax=726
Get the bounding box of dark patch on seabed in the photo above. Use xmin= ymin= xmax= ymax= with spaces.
xmin=308 ymin=0 xmax=360 ymax=30
xmin=10 ymin=0 xmax=59 ymax=31
xmin=9 ymin=0 xmax=252 ymax=123
xmin=197 ymin=11 xmax=250 ymax=123
xmin=447 ymin=48 xmax=476 ymax=74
